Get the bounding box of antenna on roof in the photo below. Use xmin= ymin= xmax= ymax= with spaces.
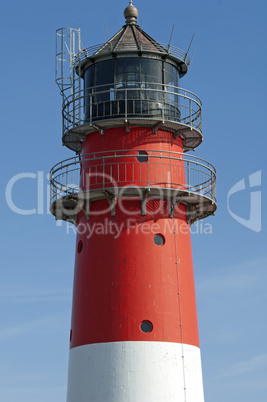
xmin=184 ymin=33 xmax=195 ymax=61
xmin=168 ymin=24 xmax=175 ymax=51
xmin=104 ymin=21 xmax=109 ymax=41
xmin=190 ymin=46 xmax=198 ymax=65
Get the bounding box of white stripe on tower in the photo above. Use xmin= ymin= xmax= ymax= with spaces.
xmin=67 ymin=342 xmax=204 ymax=402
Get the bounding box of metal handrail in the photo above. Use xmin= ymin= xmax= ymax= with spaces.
xmin=50 ymin=150 xmax=216 ymax=206
xmin=51 ymin=149 xmax=214 ymax=173
xmin=74 ymin=42 xmax=190 ymax=67
xmin=61 ymin=83 xmax=202 ymax=137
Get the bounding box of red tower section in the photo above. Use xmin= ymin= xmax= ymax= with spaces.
xmin=51 ymin=3 xmax=216 ymax=402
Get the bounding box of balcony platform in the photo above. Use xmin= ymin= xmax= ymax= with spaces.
xmin=50 ymin=150 xmax=216 ymax=225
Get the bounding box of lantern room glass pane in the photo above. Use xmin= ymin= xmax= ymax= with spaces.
xmin=84 ymin=57 xmax=180 ymax=122
xmin=164 ymin=63 xmax=179 ymax=120
xmin=164 ymin=63 xmax=179 ymax=87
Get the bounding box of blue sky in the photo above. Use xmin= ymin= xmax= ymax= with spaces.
xmin=0 ymin=0 xmax=266 ymax=401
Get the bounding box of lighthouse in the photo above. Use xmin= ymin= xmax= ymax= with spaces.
xmin=50 ymin=2 xmax=217 ymax=401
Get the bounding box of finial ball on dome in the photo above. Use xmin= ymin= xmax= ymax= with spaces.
xmin=124 ymin=1 xmax=138 ymax=24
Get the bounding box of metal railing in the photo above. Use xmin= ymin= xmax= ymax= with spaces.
xmin=62 ymin=83 xmax=202 ymax=137
xmin=74 ymin=42 xmax=191 ymax=68
xmin=50 ymin=150 xmax=216 ymax=206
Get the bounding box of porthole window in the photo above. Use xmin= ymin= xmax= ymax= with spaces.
xmin=77 ymin=240 xmax=83 ymax=253
xmin=140 ymin=320 xmax=153 ymax=333
xmin=136 ymin=151 xmax=148 ymax=163
xmin=154 ymin=234 xmax=165 ymax=246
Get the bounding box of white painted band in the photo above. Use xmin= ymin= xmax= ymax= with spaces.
xmin=67 ymin=341 xmax=204 ymax=402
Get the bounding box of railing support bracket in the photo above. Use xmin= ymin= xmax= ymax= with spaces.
xmin=174 ymin=129 xmax=186 ymax=140
xmin=170 ymin=196 xmax=183 ymax=219
xmin=91 ymin=124 xmax=104 ymax=135
xmin=153 ymin=121 xmax=163 ymax=134
xmin=125 ymin=119 xmax=130 ymax=133
xmin=141 ymin=189 xmax=149 ymax=216
xmin=103 ymin=190 xmax=116 ymax=216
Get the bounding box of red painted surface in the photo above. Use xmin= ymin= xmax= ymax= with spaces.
xmin=70 ymin=127 xmax=200 ymax=349
xmin=82 ymin=127 xmax=183 ymax=155
xmin=80 ymin=127 xmax=186 ymax=192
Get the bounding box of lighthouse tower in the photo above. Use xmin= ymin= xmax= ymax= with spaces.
xmin=51 ymin=2 xmax=216 ymax=401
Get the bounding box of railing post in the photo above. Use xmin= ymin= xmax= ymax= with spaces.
xmin=62 ymin=109 xmax=65 ymax=139
xmin=189 ymin=99 xmax=192 ymax=127
xmin=102 ymin=157 xmax=105 ymax=189
xmin=140 ymin=85 xmax=142 ymax=116
xmin=147 ymin=156 xmax=150 ymax=188
xmin=66 ymin=166 xmax=69 ymax=194
xmin=50 ymin=171 xmax=53 ymax=204
xmin=187 ymin=162 xmax=190 ymax=192
xmin=90 ymin=94 xmax=92 ymax=125
xmin=125 ymin=89 xmax=127 ymax=120
xmin=162 ymin=87 xmax=165 ymax=121
xmin=212 ymin=176 xmax=216 ymax=201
